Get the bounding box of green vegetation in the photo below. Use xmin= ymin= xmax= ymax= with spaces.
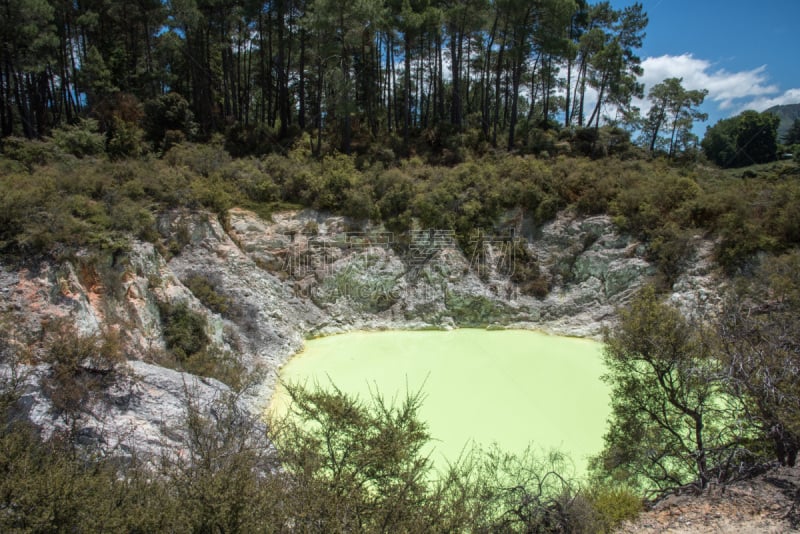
xmin=717 ymin=251 xmax=800 ymax=466
xmin=185 ymin=274 xmax=233 ymax=316
xmin=701 ymin=110 xmax=780 ymax=168
xmin=640 ymin=77 xmax=707 ymax=158
xmin=785 ymin=118 xmax=800 ymax=145
xmin=0 ymin=0 xmax=648 ymax=158
xmin=0 ymin=326 xmax=640 ymax=533
xmin=592 ymin=287 xmax=735 ymax=495
xmin=2 ymin=130 xmax=799 ymax=280
xmin=155 ymin=300 xmax=248 ymax=390
xmin=2 ymin=0 xmax=800 ymax=525
xmin=0 ymin=0 xmax=795 ymax=282
xmin=35 ymin=319 xmax=126 ymax=434
xmin=591 ymin=267 xmax=800 ymax=497
xmin=783 ymin=118 xmax=800 ymax=162
xmin=160 ymin=302 xmax=209 ymax=361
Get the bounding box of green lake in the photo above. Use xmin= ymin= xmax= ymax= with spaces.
xmin=271 ymin=329 xmax=610 ymax=475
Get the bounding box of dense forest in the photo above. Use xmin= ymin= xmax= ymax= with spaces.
xmin=2 ymin=0 xmax=652 ymax=153
xmin=4 ymin=0 xmax=794 ymax=163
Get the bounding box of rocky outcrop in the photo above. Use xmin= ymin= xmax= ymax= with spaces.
xmin=7 ymin=359 xmax=234 ymax=458
xmin=0 ymin=206 xmax=721 ymax=457
xmin=224 ymin=208 xmax=660 ymax=338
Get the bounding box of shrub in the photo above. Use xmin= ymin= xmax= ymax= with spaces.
xmin=51 ymin=119 xmax=106 ymax=158
xmin=526 ymin=127 xmax=558 ymax=155
xmin=39 ymin=320 xmax=125 ymax=425
xmin=224 ymin=122 xmax=279 ymax=157
xmin=143 ymin=92 xmax=198 ymax=151
xmin=157 ymin=299 xmax=251 ymax=389
xmin=718 ymin=251 xmax=800 ymax=466
xmin=106 ymin=118 xmax=146 ymax=159
xmin=647 ymin=223 xmax=692 ymax=287
xmin=571 ymin=127 xmax=600 ymax=158
xmin=160 ymin=301 xmax=209 ymax=361
xmin=311 ymin=154 xmax=360 ymax=211
xmin=165 ymin=141 xmax=231 ymax=178
xmin=1 ymin=136 xmax=64 ymax=169
xmin=222 ymin=159 xmax=280 ymax=203
xmin=110 ymin=198 xmax=157 ymax=241
xmin=534 ymin=195 xmax=562 ymax=224
xmin=190 ymin=175 xmax=234 ymax=214
xmin=184 ymin=274 xmax=232 ymax=316
xmin=181 ymin=346 xmax=248 ymax=391
xmin=715 ymin=209 xmax=776 ymax=273
xmin=610 ymin=172 xmax=700 ymax=238
xmin=586 ymin=485 xmax=643 ymax=533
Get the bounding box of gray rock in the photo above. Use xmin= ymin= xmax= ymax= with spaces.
xmin=0 ymin=206 xmax=722 ymax=459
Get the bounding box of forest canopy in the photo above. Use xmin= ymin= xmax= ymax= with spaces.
xmin=1 ymin=0 xmax=650 ymax=155
xmin=701 ymin=110 xmax=780 ymax=168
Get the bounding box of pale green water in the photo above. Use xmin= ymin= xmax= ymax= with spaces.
xmin=271 ymin=329 xmax=609 ymax=475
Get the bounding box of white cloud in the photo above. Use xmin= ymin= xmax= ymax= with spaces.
xmin=552 ymin=53 xmax=798 ymax=128
xmin=736 ymin=88 xmax=800 ymax=113
xmin=636 ymin=53 xmax=800 ymax=116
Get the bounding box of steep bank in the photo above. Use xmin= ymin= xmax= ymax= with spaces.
xmin=619 ymin=464 xmax=800 ymax=533
xmin=0 ymin=206 xmax=720 ymax=455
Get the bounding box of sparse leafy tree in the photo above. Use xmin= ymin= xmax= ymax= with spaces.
xmin=271 ymin=382 xmax=437 ymax=531
xmin=39 ymin=320 xmax=125 ymax=433
xmin=718 ymin=251 xmax=800 ymax=466
xmin=165 ymin=390 xmax=283 ymax=532
xmin=593 ymin=286 xmax=739 ymax=496
xmin=467 ymin=446 xmax=597 ymax=532
xmin=641 ymin=77 xmax=707 ymax=157
xmin=585 ymin=2 xmax=647 ymax=131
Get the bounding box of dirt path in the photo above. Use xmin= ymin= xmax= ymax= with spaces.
xmin=618 ymin=466 xmax=800 ymax=533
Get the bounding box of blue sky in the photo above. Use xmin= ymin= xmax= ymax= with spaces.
xmin=610 ymin=0 xmax=800 ymax=130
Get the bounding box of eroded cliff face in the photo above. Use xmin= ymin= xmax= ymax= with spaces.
xmin=0 ymin=207 xmax=720 ymax=456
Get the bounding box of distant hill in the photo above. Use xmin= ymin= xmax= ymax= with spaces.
xmin=764 ymin=103 xmax=800 ymax=141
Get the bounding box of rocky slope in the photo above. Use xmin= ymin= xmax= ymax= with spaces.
xmin=765 ymin=102 xmax=800 ymax=140
xmin=619 ymin=464 xmax=800 ymax=533
xmin=0 ymin=206 xmax=720 ymax=457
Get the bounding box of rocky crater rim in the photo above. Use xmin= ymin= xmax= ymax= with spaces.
xmin=0 ymin=206 xmax=721 ymax=457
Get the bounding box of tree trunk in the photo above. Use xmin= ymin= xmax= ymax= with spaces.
xmin=315 ymin=55 xmax=323 ymax=156
xmin=450 ymin=29 xmax=462 ymax=129
xmin=385 ymin=34 xmax=393 ymax=132
xmin=492 ymin=22 xmax=507 ymax=147
xmin=565 ymin=56 xmax=572 ymax=127
xmin=693 ymin=413 xmax=708 ymax=489
xmin=277 ymin=0 xmax=289 ymax=138
xmin=588 ymin=74 xmax=606 ymax=131
xmin=508 ymin=55 xmax=522 ymax=151
xmin=542 ymin=56 xmax=552 ymax=128
xmin=404 ymin=33 xmax=412 ymax=149
xmin=668 ymin=107 xmax=682 ymax=158
xmin=339 ymin=11 xmax=351 ymax=154
xmin=266 ymin=10 xmax=275 ymax=127
xmin=649 ymin=106 xmax=665 ymax=153
xmin=298 ymin=30 xmax=306 ymax=129
xmin=481 ymin=13 xmax=498 ymax=138
xmin=258 ymin=12 xmax=267 ymax=124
